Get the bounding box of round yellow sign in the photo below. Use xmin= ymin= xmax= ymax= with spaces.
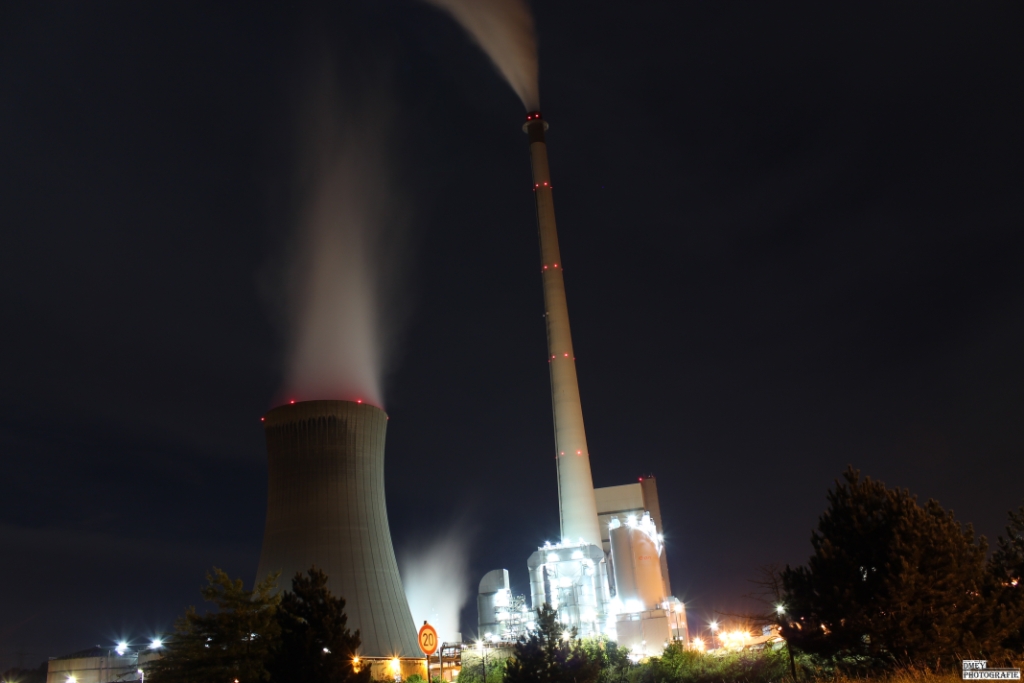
xmin=418 ymin=622 xmax=439 ymax=656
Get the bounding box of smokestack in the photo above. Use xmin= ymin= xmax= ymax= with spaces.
xmin=523 ymin=112 xmax=601 ymax=547
xmin=255 ymin=400 xmax=420 ymax=658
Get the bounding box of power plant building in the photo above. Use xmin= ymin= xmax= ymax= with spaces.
xmin=476 ymin=113 xmax=688 ymax=656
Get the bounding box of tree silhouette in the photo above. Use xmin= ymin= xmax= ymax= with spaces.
xmin=149 ymin=569 xmax=281 ymax=683
xmin=268 ymin=567 xmax=369 ymax=683
xmin=780 ymin=467 xmax=1008 ymax=668
xmin=503 ymin=604 xmax=600 ymax=683
xmin=991 ymin=505 xmax=1024 ymax=652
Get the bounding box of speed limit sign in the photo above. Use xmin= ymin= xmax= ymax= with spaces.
xmin=418 ymin=621 xmax=439 ymax=656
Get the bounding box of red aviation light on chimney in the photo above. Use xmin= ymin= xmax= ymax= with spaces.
xmin=526 ymin=111 xmax=543 ymax=121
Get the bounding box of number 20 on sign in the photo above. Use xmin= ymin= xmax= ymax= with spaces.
xmin=418 ymin=622 xmax=438 ymax=656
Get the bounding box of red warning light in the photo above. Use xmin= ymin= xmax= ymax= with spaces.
xmin=289 ymin=400 xmax=295 ymax=404
xmin=261 ymin=417 xmax=265 ymax=421
xmin=356 ymin=399 xmax=362 ymax=404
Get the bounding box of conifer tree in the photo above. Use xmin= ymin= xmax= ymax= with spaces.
xmin=780 ymin=467 xmax=1000 ymax=668
xmin=991 ymin=505 xmax=1024 ymax=652
xmin=148 ymin=569 xmax=281 ymax=683
xmin=267 ymin=567 xmax=370 ymax=683
xmin=503 ymin=604 xmax=600 ymax=683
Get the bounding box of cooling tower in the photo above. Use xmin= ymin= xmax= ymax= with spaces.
xmin=523 ymin=111 xmax=602 ymax=547
xmin=255 ymin=400 xmax=420 ymax=659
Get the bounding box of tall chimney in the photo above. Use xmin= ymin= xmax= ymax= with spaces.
xmin=255 ymin=400 xmax=420 ymax=659
xmin=523 ymin=112 xmax=601 ymax=547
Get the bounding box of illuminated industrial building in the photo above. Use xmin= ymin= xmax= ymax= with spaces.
xmin=475 ymin=113 xmax=688 ymax=656
xmin=44 ymin=644 xmax=162 ymax=683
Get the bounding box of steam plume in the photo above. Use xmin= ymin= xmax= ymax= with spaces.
xmin=401 ymin=531 xmax=471 ymax=643
xmin=423 ymin=0 xmax=539 ymax=111
xmin=282 ymin=68 xmax=406 ymax=408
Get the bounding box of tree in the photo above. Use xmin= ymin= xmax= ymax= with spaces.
xmin=991 ymin=505 xmax=1024 ymax=651
xmin=148 ymin=569 xmax=281 ymax=683
xmin=267 ymin=567 xmax=369 ymax=683
xmin=1 ymin=663 xmax=47 ymax=683
xmin=780 ymin=467 xmax=1003 ymax=669
xmin=503 ymin=604 xmax=601 ymax=683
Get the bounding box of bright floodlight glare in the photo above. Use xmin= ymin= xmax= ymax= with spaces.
xmin=709 ymin=621 xmax=719 ymax=632
xmin=150 ymin=638 xmax=163 ymax=649
xmin=67 ymin=677 xmax=76 ymax=683
xmin=776 ymin=604 xmax=785 ymax=614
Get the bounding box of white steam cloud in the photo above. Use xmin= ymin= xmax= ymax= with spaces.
xmin=401 ymin=531 xmax=472 ymax=644
xmin=423 ymin=0 xmax=539 ymax=111
xmin=282 ymin=70 xmax=407 ymax=408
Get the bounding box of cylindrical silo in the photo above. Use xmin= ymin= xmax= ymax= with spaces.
xmin=609 ymin=520 xmax=637 ymax=606
xmin=255 ymin=400 xmax=419 ymax=658
xmin=523 ymin=111 xmax=602 ymax=548
xmin=609 ymin=516 xmax=666 ymax=611
xmin=631 ymin=523 xmax=665 ymax=609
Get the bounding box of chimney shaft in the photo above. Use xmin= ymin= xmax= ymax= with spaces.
xmin=524 ymin=112 xmax=601 ymax=547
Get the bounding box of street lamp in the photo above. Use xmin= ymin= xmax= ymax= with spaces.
xmin=709 ymin=621 xmax=719 ymax=650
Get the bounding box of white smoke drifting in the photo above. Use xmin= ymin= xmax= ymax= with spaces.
xmin=401 ymin=531 xmax=472 ymax=644
xmin=282 ymin=70 xmax=406 ymax=408
xmin=423 ymin=0 xmax=539 ymax=111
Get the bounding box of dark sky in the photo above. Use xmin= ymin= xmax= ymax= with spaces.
xmin=2 ymin=0 xmax=1023 ymax=669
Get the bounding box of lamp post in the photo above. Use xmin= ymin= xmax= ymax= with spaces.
xmin=476 ymin=640 xmax=487 ymax=683
xmin=709 ymin=621 xmax=719 ymax=650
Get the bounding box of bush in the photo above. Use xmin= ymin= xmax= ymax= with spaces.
xmin=625 ymin=645 xmax=794 ymax=683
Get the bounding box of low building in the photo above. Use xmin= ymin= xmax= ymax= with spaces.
xmin=46 ymin=648 xmax=160 ymax=683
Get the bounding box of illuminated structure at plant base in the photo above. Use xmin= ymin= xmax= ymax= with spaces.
xmin=476 ymin=114 xmax=688 ymax=656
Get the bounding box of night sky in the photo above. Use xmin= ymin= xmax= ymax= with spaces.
xmin=2 ymin=0 xmax=1023 ymax=669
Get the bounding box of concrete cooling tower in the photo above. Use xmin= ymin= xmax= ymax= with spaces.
xmin=255 ymin=400 xmax=421 ymax=666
